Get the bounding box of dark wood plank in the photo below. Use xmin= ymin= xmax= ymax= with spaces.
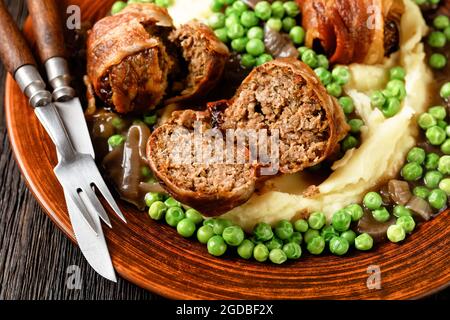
xmin=0 ymin=0 xmax=156 ymax=300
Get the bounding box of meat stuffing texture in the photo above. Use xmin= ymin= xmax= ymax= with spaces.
xmin=147 ymin=59 xmax=349 ymax=216
xmin=86 ymin=3 xmax=229 ymax=114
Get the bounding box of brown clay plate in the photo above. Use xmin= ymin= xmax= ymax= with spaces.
xmin=5 ymin=0 xmax=450 ymax=299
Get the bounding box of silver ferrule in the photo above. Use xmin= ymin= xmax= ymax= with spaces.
xmin=45 ymin=57 xmax=76 ymax=102
xmin=15 ymin=65 xmax=52 ymax=108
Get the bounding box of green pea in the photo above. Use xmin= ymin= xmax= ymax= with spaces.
xmin=246 ymin=38 xmax=265 ymax=56
xmin=381 ymin=97 xmax=401 ymax=118
xmin=213 ymin=219 xmax=233 ymax=235
xmin=267 ymin=18 xmax=283 ymax=31
xmin=282 ymin=17 xmax=296 ymax=32
xmin=439 ymin=119 xmax=449 ymax=129
xmin=329 ymin=236 xmax=350 ymax=256
xmin=232 ymin=0 xmax=248 ymax=15
xmin=237 ymin=239 xmax=255 ymax=259
xmin=304 ymin=229 xmax=320 ymax=244
xmin=341 ymin=135 xmax=359 ymax=152
xmin=294 ymin=219 xmax=309 ymax=233
xmin=428 ymin=189 xmax=447 ymax=210
xmin=413 ymin=186 xmax=430 ymax=199
xmin=355 ymin=233 xmax=374 ymax=251
xmin=332 ymin=66 xmax=350 ymax=85
xmin=425 ymin=153 xmax=440 ymax=170
xmin=297 ymin=46 xmax=308 ymax=56
xmin=265 ymin=237 xmax=283 ymax=250
xmin=269 ymin=248 xmax=288 ymax=264
xmin=108 ymin=134 xmax=125 ymax=148
xmin=282 ymin=242 xmax=302 ymax=259
xmin=348 ymin=119 xmax=364 ymax=134
xmin=434 ymin=15 xmax=449 ymax=29
xmin=274 ymin=220 xmax=294 ymax=240
xmin=165 ymin=207 xmax=185 ymax=227
xmin=144 ymin=192 xmax=164 ymax=207
xmin=387 ymin=224 xmax=406 ymax=243
xmin=340 ymin=230 xmax=357 ymax=246
xmin=288 ymin=231 xmax=303 ymax=244
xmin=307 ymin=236 xmax=326 ymax=255
xmin=429 ymin=106 xmax=447 ymax=121
xmin=207 ymin=235 xmax=227 ymax=257
xmin=370 ymin=90 xmax=386 ymax=109
xmin=231 ymin=37 xmax=249 ymax=52
xmin=429 ymin=53 xmax=447 ymax=69
xmin=385 ymin=79 xmax=406 ymax=99
xmin=314 ymin=67 xmax=332 ymax=85
xmin=111 ymin=117 xmax=125 ymax=130
xmin=111 ymin=1 xmax=127 ymax=14
xmin=345 ymin=204 xmax=364 ymax=221
xmin=439 ymin=178 xmax=450 ymax=195
xmin=389 ymin=66 xmax=406 ymax=81
xmin=301 ymin=49 xmax=318 ymax=68
xmin=155 ymin=0 xmax=171 ymax=8
xmin=227 ymin=23 xmax=245 ymax=40
xmin=271 ymin=1 xmax=285 ymax=19
xmin=225 ymin=6 xmax=239 ymax=17
xmin=253 ymin=243 xmax=269 ymax=262
xmin=332 ymin=210 xmax=352 ymax=232
xmin=426 ymin=126 xmax=446 ymax=145
xmin=185 ymin=208 xmax=203 ymax=225
xmin=424 ymin=171 xmax=444 ymax=189
xmin=208 ymin=13 xmax=226 ymax=29
xmin=247 ymin=26 xmax=264 ymax=39
xmin=283 ymin=1 xmax=300 ymax=17
xmin=372 ymin=207 xmax=390 ymax=223
xmin=177 ymin=218 xmax=196 ymax=238
xmin=396 ymin=215 xmax=415 ymax=233
xmin=401 ymin=162 xmax=423 ymax=181
xmin=441 ymin=82 xmax=450 ymax=99
xmin=407 ymin=147 xmax=426 ymax=164
xmin=254 ymin=1 xmax=272 ymax=21
xmin=321 ymin=225 xmax=338 ymax=242
xmin=214 ymin=28 xmax=229 ymax=43
xmin=339 ymin=97 xmax=354 ymax=114
xmin=222 ymin=226 xmax=245 ymax=247
xmin=197 ymin=225 xmax=214 ymax=244
xmin=148 ymin=201 xmax=167 ymax=220
xmin=164 ymin=197 xmax=181 ymax=208
xmin=256 ymin=53 xmax=273 ymax=66
xmin=418 ymin=113 xmax=437 ymax=130
xmin=428 ymin=31 xmax=447 ymax=48
xmin=253 ymin=222 xmax=274 ymax=242
xmin=307 ymin=212 xmax=326 ymax=230
xmin=393 ymin=205 xmax=412 ymax=218
xmin=241 ymin=53 xmax=256 ymax=68
xmin=363 ymin=192 xmax=383 ymax=210
xmin=326 ymin=82 xmax=343 ymax=98
xmin=289 ymin=26 xmax=305 ymax=45
xmin=240 ymin=11 xmax=260 ymax=27
xmin=211 ymin=0 xmax=224 ymax=12
xmin=317 ymin=54 xmax=329 ymax=69
xmin=203 ymin=218 xmax=215 ymax=227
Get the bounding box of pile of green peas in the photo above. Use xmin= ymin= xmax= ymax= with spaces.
xmin=111 ymin=0 xmax=173 ymax=15
xmin=145 ymin=191 xmax=382 ymax=263
xmin=426 ymin=13 xmax=449 ymax=70
xmin=208 ymin=0 xmax=303 ymax=68
xmin=370 ymin=66 xmax=407 ymax=118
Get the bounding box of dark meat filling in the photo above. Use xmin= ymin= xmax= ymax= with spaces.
xmin=384 ymin=20 xmax=401 ymax=56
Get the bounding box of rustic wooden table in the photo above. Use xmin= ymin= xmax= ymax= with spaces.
xmin=0 ymin=0 xmax=447 ymax=300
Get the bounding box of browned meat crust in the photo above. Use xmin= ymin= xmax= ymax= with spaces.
xmin=297 ymin=0 xmax=404 ymax=65
xmin=217 ymin=58 xmax=349 ymax=174
xmin=147 ymin=110 xmax=257 ymax=216
xmin=166 ymin=21 xmax=230 ymax=105
xmin=86 ymin=4 xmax=229 ymax=114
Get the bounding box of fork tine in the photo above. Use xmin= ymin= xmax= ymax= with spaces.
xmin=67 ymin=191 xmax=99 ymax=235
xmin=91 ymin=171 xmax=127 ymax=223
xmin=79 ymin=187 xmax=112 ymax=229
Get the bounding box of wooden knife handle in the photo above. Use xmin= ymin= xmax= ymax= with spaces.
xmin=0 ymin=0 xmax=36 ymax=75
xmin=27 ymin=0 xmax=66 ymax=62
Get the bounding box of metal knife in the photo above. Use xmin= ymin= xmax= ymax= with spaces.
xmin=25 ymin=0 xmax=119 ymax=282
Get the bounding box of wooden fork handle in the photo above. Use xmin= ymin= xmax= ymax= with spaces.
xmin=26 ymin=0 xmax=66 ymax=63
xmin=0 ymin=0 xmax=36 ymax=75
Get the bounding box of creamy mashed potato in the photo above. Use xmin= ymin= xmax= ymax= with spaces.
xmin=222 ymin=0 xmax=433 ymax=230
xmin=168 ymin=0 xmax=432 ymax=231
